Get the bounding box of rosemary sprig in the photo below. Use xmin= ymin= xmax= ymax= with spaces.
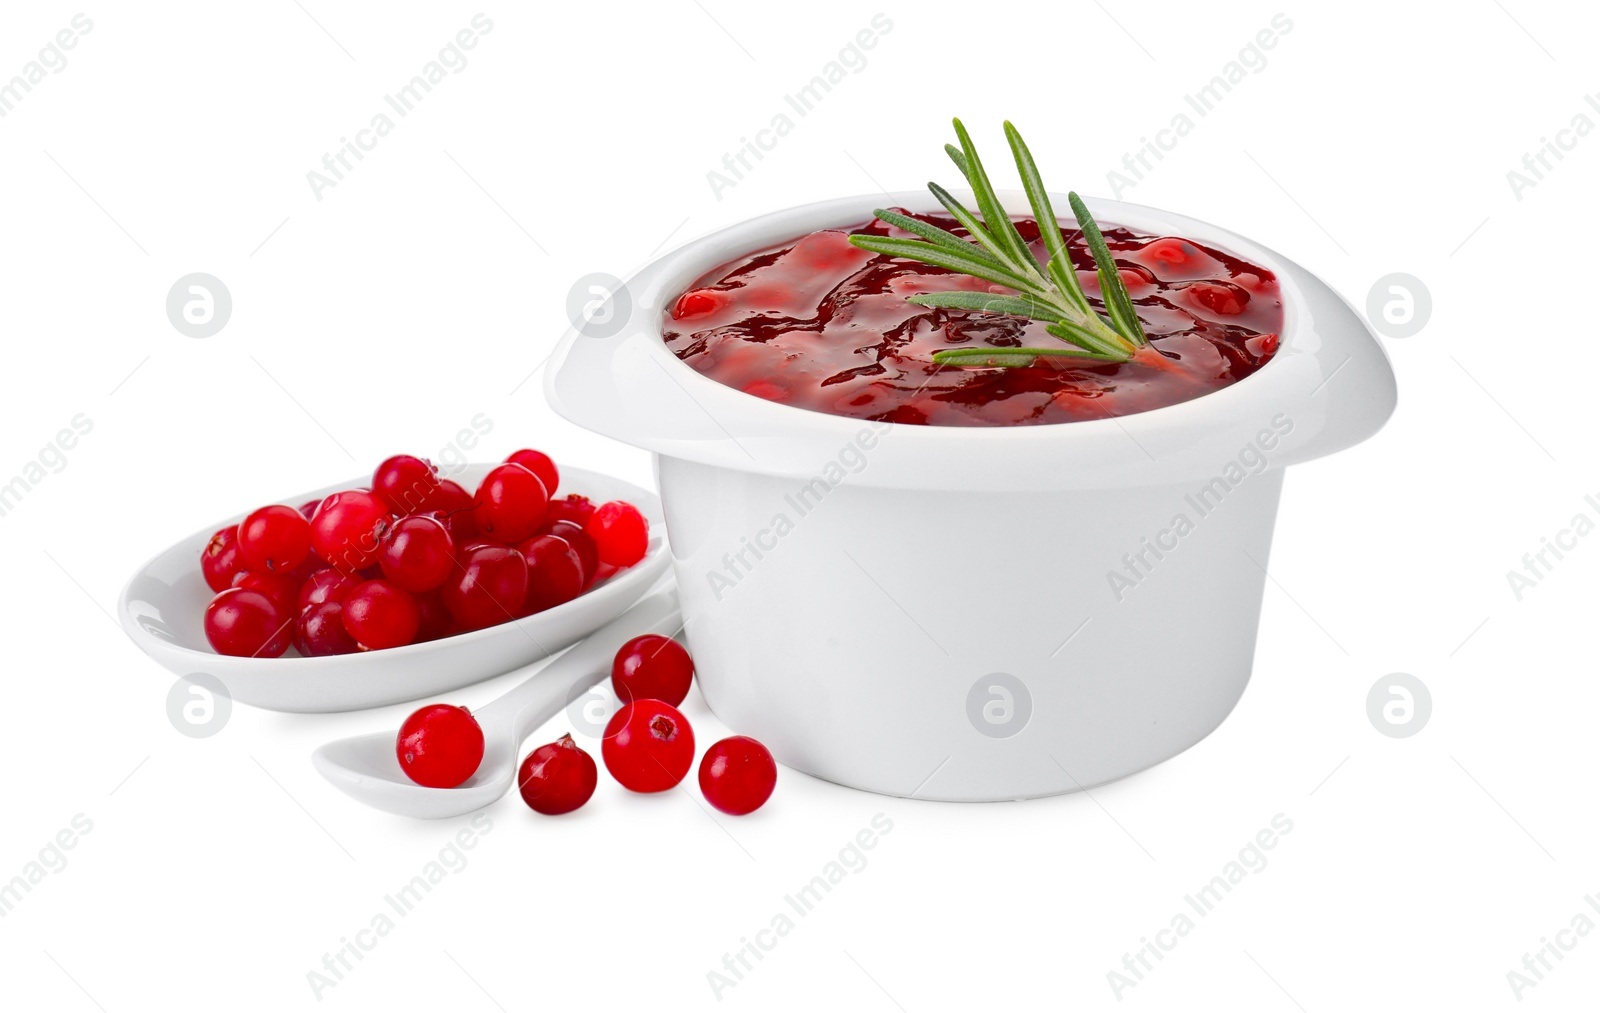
xmin=848 ymin=118 xmax=1149 ymax=367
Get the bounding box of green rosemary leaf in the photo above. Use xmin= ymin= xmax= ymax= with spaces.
xmin=1046 ymin=251 xmax=1092 ymax=317
xmin=931 ymin=346 xmax=1122 ymax=367
xmin=944 ymin=143 xmax=971 ymax=182
xmin=1046 ymin=321 xmax=1131 ymax=360
xmin=870 ymin=208 xmax=1002 ymax=264
xmin=847 ymin=235 xmax=1042 ymax=293
xmin=926 ymin=182 xmax=1015 ymax=269
xmin=1003 ymin=121 xmax=1067 ymax=266
xmin=1068 ymin=191 xmax=1147 ymax=346
xmin=907 ymin=291 xmax=1067 ymax=323
xmin=951 ymin=118 xmax=1038 ymax=273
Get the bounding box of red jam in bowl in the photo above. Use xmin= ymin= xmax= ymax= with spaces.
xmin=662 ymin=210 xmax=1284 ymax=427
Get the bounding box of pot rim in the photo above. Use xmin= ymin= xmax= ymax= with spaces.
xmin=545 ymin=190 xmax=1396 ymax=491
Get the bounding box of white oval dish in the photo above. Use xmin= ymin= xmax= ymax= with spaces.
xmin=119 ymin=464 xmax=669 ymax=713
xmin=547 ymin=190 xmax=1397 ymax=801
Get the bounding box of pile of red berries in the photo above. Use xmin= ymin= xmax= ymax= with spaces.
xmin=199 ymin=449 xmax=650 ymax=657
xmin=396 ymin=634 xmax=776 ymax=817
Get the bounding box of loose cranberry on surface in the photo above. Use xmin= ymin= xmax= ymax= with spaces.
xmin=699 ymin=736 xmax=777 ymax=815
xmin=237 ymin=504 xmax=312 ymax=573
xmin=505 ymin=449 xmax=559 ymax=498
xmin=472 ymin=463 xmax=549 ymax=545
xmin=310 ymin=490 xmax=391 ymax=572
xmin=201 ymin=527 xmax=246 ymax=593
xmin=294 ymin=601 xmax=361 ymax=657
xmin=372 ymin=454 xmax=441 ymax=516
xmin=518 ymin=534 xmax=585 ymax=615
xmin=441 ymin=545 xmax=528 ymax=631
xmin=204 ymin=588 xmax=292 ymax=658
xmin=517 ymin=734 xmax=597 ymax=815
xmin=586 ymin=501 xmax=648 ymax=567
xmin=602 ymin=699 xmax=695 ymax=793
xmin=298 ymin=568 xmax=360 ymax=612
xmin=611 ymin=634 xmax=694 ymax=707
xmin=397 ymin=704 xmax=484 ymax=788
xmin=379 ymin=514 xmax=455 ymax=593
xmin=341 ymin=579 xmax=420 ymax=650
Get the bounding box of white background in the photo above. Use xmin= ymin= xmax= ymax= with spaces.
xmin=1 ymin=1 xmax=1595 ymax=1009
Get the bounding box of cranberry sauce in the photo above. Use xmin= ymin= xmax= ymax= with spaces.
xmin=662 ymin=211 xmax=1283 ymax=427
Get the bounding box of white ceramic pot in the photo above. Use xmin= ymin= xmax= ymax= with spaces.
xmin=546 ymin=191 xmax=1396 ymax=800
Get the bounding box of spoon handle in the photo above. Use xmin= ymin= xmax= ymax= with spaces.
xmin=474 ymin=589 xmax=682 ymax=755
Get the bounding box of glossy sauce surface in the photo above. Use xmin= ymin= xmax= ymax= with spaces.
xmin=663 ymin=211 xmax=1283 ymax=427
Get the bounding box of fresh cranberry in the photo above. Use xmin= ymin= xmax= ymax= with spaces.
xmin=201 ymin=527 xmax=246 ymax=593
xmin=310 ymin=490 xmax=391 ymax=572
xmin=699 ymin=736 xmax=777 ymax=815
xmin=434 ymin=477 xmax=471 ymax=504
xmin=547 ymin=520 xmax=599 ymax=587
xmin=414 ymin=590 xmax=455 ymax=642
xmin=396 ymin=704 xmax=484 ymax=788
xmin=379 ymin=514 xmax=455 ymax=593
xmin=517 ymin=535 xmax=585 ymax=615
xmin=441 ymin=545 xmax=528 ymax=631
xmin=611 ymin=634 xmax=694 ymax=707
xmin=372 ymin=454 xmax=441 ymax=516
xmin=541 ymin=493 xmax=595 ymax=530
xmin=602 ymin=700 xmax=695 ymax=793
xmin=298 ymin=568 xmax=360 ymax=611
xmin=505 ymin=449 xmax=559 ymax=498
xmin=237 ymin=505 xmax=312 ymax=573
xmin=586 ymin=501 xmax=648 ymax=567
xmin=231 ymin=570 xmax=300 ymax=617
xmin=294 ymin=601 xmax=361 ymax=656
xmin=341 ymin=579 xmax=420 ymax=650
xmin=472 ymin=463 xmax=548 ymax=544
xmin=204 ymin=588 xmax=292 ymax=658
xmin=517 ymin=734 xmax=597 ymax=814
xmin=297 ymin=499 xmax=321 ymax=520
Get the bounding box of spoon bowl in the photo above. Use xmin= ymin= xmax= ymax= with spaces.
xmin=313 ymin=591 xmax=680 ymax=818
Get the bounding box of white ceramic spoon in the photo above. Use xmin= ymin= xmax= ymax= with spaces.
xmin=312 ymin=590 xmax=680 ymax=819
